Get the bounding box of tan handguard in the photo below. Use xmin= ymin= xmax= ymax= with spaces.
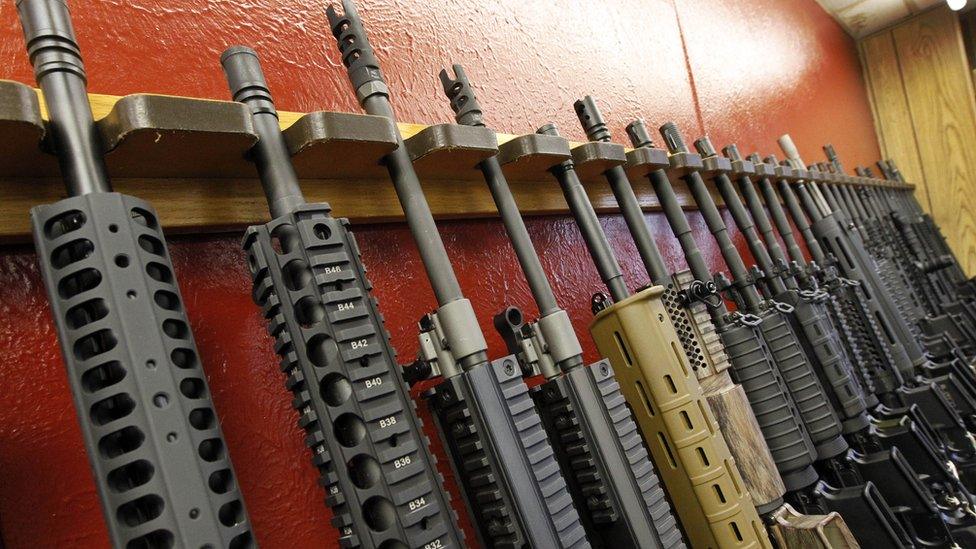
xmin=664 ymin=271 xmax=787 ymax=512
xmin=590 ymin=285 xmax=772 ymax=548
xmin=770 ymin=504 xmax=860 ymax=548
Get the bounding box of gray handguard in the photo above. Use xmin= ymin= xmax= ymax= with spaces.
xmin=426 ymin=356 xmax=589 ymax=548
xmin=32 ymin=196 xmax=253 ymax=548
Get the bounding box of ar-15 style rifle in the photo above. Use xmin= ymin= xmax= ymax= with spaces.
xmin=437 ymin=64 xmax=684 ymax=549
xmin=769 ymin=142 xmax=976 ymax=495
xmin=877 ymin=160 xmax=975 ymax=296
xmin=779 ymin=140 xmax=976 ymax=435
xmin=832 ymin=150 xmax=976 ymax=361
xmin=693 ymin=137 xmax=871 ymax=436
xmin=871 ymin=162 xmax=976 ymax=340
xmin=326 ymin=3 xmax=587 ymax=547
xmin=523 ymin=119 xmax=768 ymax=548
xmin=574 ymin=97 xmax=860 ymax=547
xmin=221 ymin=47 xmax=464 ymax=549
xmin=852 ymin=166 xmax=966 ymax=331
xmin=17 ymin=0 xmax=254 ymax=547
xmin=708 ymin=142 xmax=974 ymax=546
xmin=626 ymin=120 xmax=910 ymax=546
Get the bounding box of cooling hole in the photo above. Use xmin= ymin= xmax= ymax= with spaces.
xmin=307 ymin=334 xmax=336 ymax=368
xmin=209 ymin=469 xmax=233 ymax=494
xmin=153 ymin=290 xmax=181 ymax=311
xmin=51 ymin=239 xmax=94 ymax=269
xmin=295 ymin=296 xmax=326 ymax=328
xmin=130 ymin=208 xmax=158 ymax=229
xmin=44 ymin=210 xmax=86 ymax=239
xmin=137 ymin=235 xmax=165 ymax=256
xmin=180 ymin=378 xmax=206 ymax=399
xmin=335 ymin=413 xmax=367 ymax=447
xmin=320 ymin=373 xmax=352 ymax=406
xmin=91 ymin=393 xmax=136 ymax=425
xmin=66 ymin=298 xmax=109 ymax=329
xmin=171 ymin=348 xmax=197 ymax=369
xmin=146 ymin=262 xmax=173 ymax=283
xmin=98 ymin=426 xmax=144 ymax=459
xmin=282 ymin=259 xmax=312 ymax=291
xmin=362 ymin=496 xmax=396 ymax=532
xmin=218 ymin=500 xmax=245 ymax=527
xmin=161 ymin=319 xmax=188 ymax=340
xmin=349 ymin=454 xmax=382 ymax=489
xmin=189 ymin=408 xmax=215 ymax=430
xmin=74 ymin=329 xmax=118 ymax=361
xmin=198 ymin=438 xmax=225 ymax=462
xmin=82 ymin=360 xmax=126 ymax=393
xmin=107 ymin=459 xmax=154 ymax=493
xmin=58 ymin=268 xmax=102 ymax=299
xmin=117 ymin=494 xmax=165 ymax=527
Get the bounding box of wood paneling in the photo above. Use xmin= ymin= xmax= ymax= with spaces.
xmin=860 ymin=31 xmax=930 ymax=208
xmin=860 ymin=7 xmax=976 ymax=275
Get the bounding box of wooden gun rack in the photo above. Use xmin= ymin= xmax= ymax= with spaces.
xmin=0 ymin=79 xmax=912 ymax=243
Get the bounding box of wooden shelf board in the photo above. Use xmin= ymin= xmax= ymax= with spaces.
xmin=0 ymin=84 xmax=912 ymax=244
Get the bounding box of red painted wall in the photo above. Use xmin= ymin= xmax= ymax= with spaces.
xmin=0 ymin=1 xmax=878 ymax=547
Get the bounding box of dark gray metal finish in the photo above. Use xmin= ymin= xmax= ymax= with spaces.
xmin=221 ymin=46 xmax=306 ymax=218
xmin=20 ymin=2 xmax=255 ymax=546
xmin=225 ymin=48 xmax=463 ymax=547
xmin=428 ymin=356 xmax=590 ymax=548
xmin=574 ymin=97 xmax=669 ymax=285
xmin=245 ymin=206 xmax=461 ymax=548
xmin=657 ymin=126 xmax=846 ymax=460
xmin=576 ymin=362 xmax=684 ymax=548
xmin=538 ymin=123 xmax=629 ymax=303
xmin=704 ymin=149 xmax=869 ymax=432
xmin=436 ymin=86 xmax=685 ymax=544
xmin=32 ymin=194 xmax=253 ymax=548
xmin=718 ymin=320 xmax=819 ymax=490
xmin=438 ymin=65 xmax=561 ymax=318
xmin=625 ymin=121 xmax=819 ymax=488
xmin=18 ymin=0 xmax=110 ymax=196
xmin=328 ymin=0 xmax=465 ymax=310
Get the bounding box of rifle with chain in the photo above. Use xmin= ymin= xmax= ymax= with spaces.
xmin=710 ymin=141 xmax=976 ymax=546
xmin=768 ymin=142 xmax=976 ymax=499
xmin=575 ymin=97 xmax=857 ymax=548
xmin=524 ymin=118 xmax=769 ymax=548
xmin=626 ymin=120 xmax=910 ymax=546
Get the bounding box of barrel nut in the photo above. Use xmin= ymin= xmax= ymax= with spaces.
xmin=437 ymin=298 xmax=487 ymax=362
xmin=537 ymin=310 xmax=583 ymax=365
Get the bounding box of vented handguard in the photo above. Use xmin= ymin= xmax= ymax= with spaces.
xmin=589 ymin=286 xmax=768 ymax=548
xmin=245 ymin=204 xmax=459 ymax=548
xmin=756 ymin=306 xmax=847 ymax=458
xmin=33 ymin=195 xmax=253 ymax=548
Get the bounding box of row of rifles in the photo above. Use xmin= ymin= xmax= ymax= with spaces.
xmin=12 ymin=0 xmax=976 ymax=547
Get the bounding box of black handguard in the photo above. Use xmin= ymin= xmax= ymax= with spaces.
xmin=222 ymin=46 xmax=463 ymax=549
